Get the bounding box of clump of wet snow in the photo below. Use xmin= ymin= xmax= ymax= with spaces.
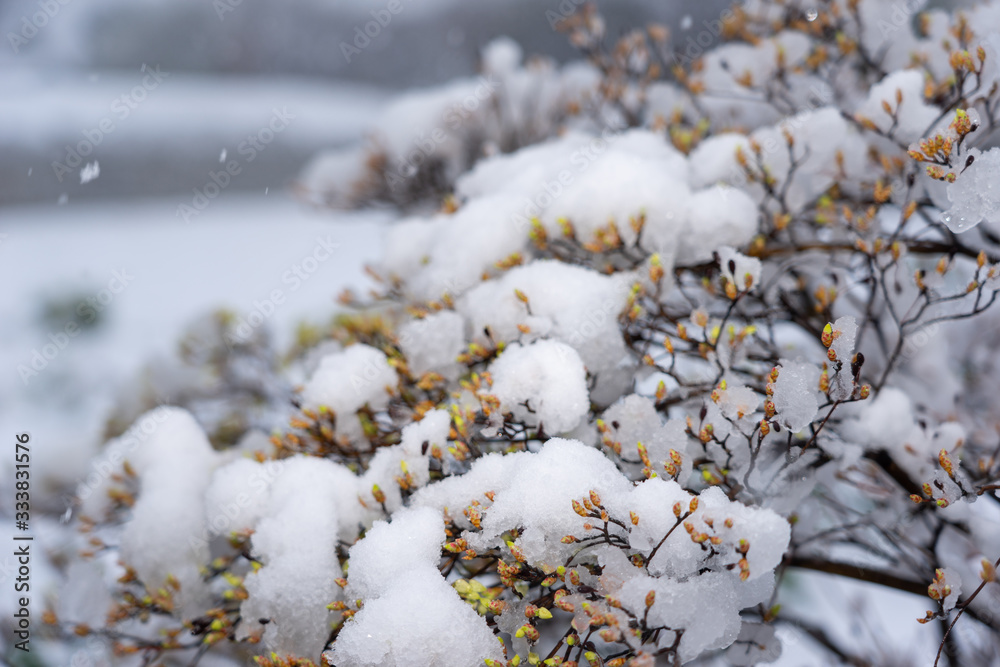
xmin=488 ymin=340 xmax=590 ymax=435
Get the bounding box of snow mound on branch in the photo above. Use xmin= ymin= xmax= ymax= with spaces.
xmin=617 ymin=482 xmax=788 ymax=660
xmin=827 ymin=315 xmax=859 ymax=401
xmin=856 ymin=70 xmax=939 ymax=144
xmin=330 ymin=573 xmax=504 ymax=666
xmin=756 ymin=107 xmax=867 ymax=211
xmin=675 ymin=186 xmax=758 ymax=262
xmin=600 ymin=395 xmax=694 ymax=482
xmin=301 ymin=344 xmax=397 ymax=441
xmin=206 ymin=454 xmax=367 ymax=545
xmin=409 ymin=451 xmax=532 ymax=531
xmin=329 ymin=507 xmax=503 ymax=667
xmin=403 ymin=440 xmax=789 ymax=662
xmin=345 ymin=506 xmax=445 ymax=600
xmin=374 ymin=77 xmax=497 ymax=178
xmin=718 ymin=246 xmax=762 ymax=292
xmin=358 ymin=409 xmax=453 ymax=512
xmin=856 ymin=0 xmax=939 ymax=75
xmin=771 ymin=360 xmax=820 ymax=432
xmin=829 ymin=316 xmax=858 ymax=363
xmin=461 ymin=126 xmax=758 ymax=262
xmin=690 ymin=108 xmax=867 ymax=214
xmin=116 ymin=407 xmax=220 ymax=616
xmin=616 ymin=571 xmax=776 ymax=662
xmin=689 ymin=133 xmax=751 ymax=189
xmin=623 ymin=480 xmax=790 ymax=582
xmin=239 ymin=456 xmax=346 ymax=658
xmin=697 ymin=30 xmax=824 ymax=129
xmin=458 ymin=260 xmax=632 ymax=403
xmin=382 ymin=122 xmax=764 ymax=302
xmin=718 ymin=384 xmax=762 ymax=426
xmin=381 ymin=194 xmax=535 ymax=301
xmin=456 ymin=131 xmax=593 ymax=202
xmin=538 ymin=129 xmax=690 ymax=243
xmin=841 ymin=387 xmax=967 ymax=485
xmin=398 ymin=310 xmax=466 ymax=380
xmin=457 ymin=128 xmax=692 ymax=233
xmin=469 ymin=438 xmax=634 ymax=562
xmin=203 ymin=458 xmax=274 ymax=537
xmin=488 ymin=340 xmax=590 ymax=435
xmin=944 ymin=147 xmax=1000 ymax=233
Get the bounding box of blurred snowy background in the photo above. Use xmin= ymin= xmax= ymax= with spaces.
xmin=3 ymin=0 xmax=733 ymax=478
xmin=2 ymin=1 xmax=945 ymax=664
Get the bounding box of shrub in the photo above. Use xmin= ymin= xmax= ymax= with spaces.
xmin=52 ymin=2 xmax=1000 ymax=666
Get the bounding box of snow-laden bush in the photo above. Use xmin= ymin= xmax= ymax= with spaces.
xmin=40 ymin=2 xmax=1000 ymax=666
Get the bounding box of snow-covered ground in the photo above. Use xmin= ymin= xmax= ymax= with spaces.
xmin=0 ymin=193 xmax=387 ymax=496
